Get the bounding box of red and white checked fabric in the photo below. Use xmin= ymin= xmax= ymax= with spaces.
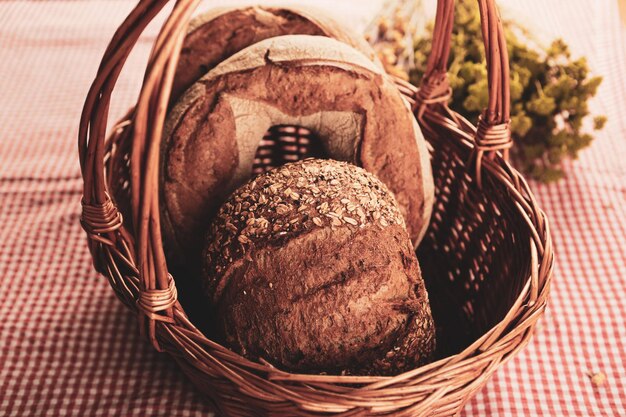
xmin=0 ymin=1 xmax=624 ymax=416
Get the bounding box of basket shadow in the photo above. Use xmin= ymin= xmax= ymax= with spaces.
xmin=417 ymin=136 xmax=532 ymax=359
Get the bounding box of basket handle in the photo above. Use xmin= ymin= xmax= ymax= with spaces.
xmin=417 ymin=0 xmax=512 ymax=162
xmin=79 ymin=0 xmax=203 ymax=351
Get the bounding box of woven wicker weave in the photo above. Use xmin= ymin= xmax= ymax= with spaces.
xmin=78 ymin=0 xmax=553 ymax=415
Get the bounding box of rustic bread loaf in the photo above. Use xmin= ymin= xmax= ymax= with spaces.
xmin=171 ymin=6 xmax=380 ymax=101
xmin=162 ymin=35 xmax=434 ymax=266
xmin=203 ymin=159 xmax=436 ymax=375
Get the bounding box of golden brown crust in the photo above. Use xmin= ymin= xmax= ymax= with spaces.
xmin=204 ymin=159 xmax=406 ymax=302
xmin=162 ymin=35 xmax=433 ymax=265
xmin=203 ymin=159 xmax=435 ymax=375
xmin=160 ymin=85 xmax=239 ymax=265
xmin=172 ymin=6 xmax=380 ymax=101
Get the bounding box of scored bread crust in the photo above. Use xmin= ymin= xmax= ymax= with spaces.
xmin=203 ymin=159 xmax=436 ymax=375
xmin=161 ymin=35 xmax=434 ymax=265
xmin=171 ymin=6 xmax=381 ymax=101
xmin=203 ymin=158 xmax=407 ymax=302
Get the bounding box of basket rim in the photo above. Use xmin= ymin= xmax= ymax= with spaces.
xmin=101 ymin=86 xmax=553 ymax=386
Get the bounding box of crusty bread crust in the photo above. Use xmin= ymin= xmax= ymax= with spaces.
xmin=171 ymin=6 xmax=381 ymax=101
xmin=162 ymin=35 xmax=434 ymax=265
xmin=203 ymin=159 xmax=435 ymax=375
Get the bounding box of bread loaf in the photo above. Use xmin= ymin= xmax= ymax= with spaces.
xmin=162 ymin=35 xmax=434 ymax=266
xmin=203 ymin=159 xmax=436 ymax=375
xmin=171 ymin=6 xmax=380 ymax=101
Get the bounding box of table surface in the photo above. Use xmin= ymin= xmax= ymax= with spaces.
xmin=1 ymin=1 xmax=624 ymax=416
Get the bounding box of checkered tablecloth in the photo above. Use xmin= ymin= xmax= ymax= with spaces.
xmin=1 ymin=1 xmax=624 ymax=416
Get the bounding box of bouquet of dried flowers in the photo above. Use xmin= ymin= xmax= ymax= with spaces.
xmin=370 ymin=0 xmax=606 ymax=182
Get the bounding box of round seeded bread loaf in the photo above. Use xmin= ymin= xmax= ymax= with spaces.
xmin=203 ymin=159 xmax=436 ymax=375
xmin=162 ymin=35 xmax=434 ymax=267
xmin=171 ymin=5 xmax=380 ymax=101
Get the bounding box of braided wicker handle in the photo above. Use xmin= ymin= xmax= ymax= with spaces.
xmin=78 ymin=0 xmax=512 ymax=348
xmin=416 ymin=0 xmax=512 ymax=163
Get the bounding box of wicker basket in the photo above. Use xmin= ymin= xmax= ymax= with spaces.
xmin=78 ymin=0 xmax=553 ymax=415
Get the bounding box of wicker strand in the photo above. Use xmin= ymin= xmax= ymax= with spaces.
xmin=474 ymin=116 xmax=512 ymax=153
xmin=472 ymin=115 xmax=513 ymax=187
xmin=414 ymin=73 xmax=453 ymax=133
xmin=415 ymin=73 xmax=452 ymax=108
xmin=80 ymin=194 xmax=124 ymax=235
xmin=137 ymin=275 xmax=178 ymax=352
xmin=136 ymin=275 xmax=178 ymax=319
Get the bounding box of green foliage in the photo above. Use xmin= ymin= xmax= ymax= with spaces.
xmin=410 ymin=0 xmax=606 ymax=183
xmin=593 ymin=115 xmax=607 ymax=130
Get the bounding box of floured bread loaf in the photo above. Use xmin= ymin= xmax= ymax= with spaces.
xmin=203 ymin=159 xmax=436 ymax=375
xmin=171 ymin=6 xmax=380 ymax=100
xmin=161 ymin=35 xmax=434 ymax=265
